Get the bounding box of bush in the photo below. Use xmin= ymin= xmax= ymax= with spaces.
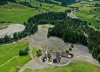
xmin=19 ymin=47 xmax=29 ymax=56
xmin=69 ymin=47 xmax=72 ymax=51
xmin=71 ymin=44 xmax=74 ymax=48
xmin=36 ymin=49 xmax=42 ymax=57
xmin=0 ymin=21 xmax=6 ymax=23
xmin=66 ymin=50 xmax=69 ymax=53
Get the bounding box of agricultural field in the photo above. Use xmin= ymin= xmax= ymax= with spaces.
xmin=24 ymin=61 xmax=100 ymax=72
xmin=0 ymin=39 xmax=31 ymax=72
xmin=71 ymin=1 xmax=100 ymax=26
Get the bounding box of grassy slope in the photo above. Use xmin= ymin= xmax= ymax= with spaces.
xmin=24 ymin=61 xmax=100 ymax=72
xmin=0 ymin=0 xmax=68 ymax=24
xmin=0 ymin=39 xmax=31 ymax=72
xmin=71 ymin=1 xmax=100 ymax=26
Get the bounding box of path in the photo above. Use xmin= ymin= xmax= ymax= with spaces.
xmin=88 ymin=25 xmax=100 ymax=31
xmin=0 ymin=56 xmax=17 ymax=68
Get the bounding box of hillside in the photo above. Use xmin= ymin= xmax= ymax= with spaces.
xmin=0 ymin=0 xmax=68 ymax=23
xmin=70 ymin=1 xmax=100 ymax=27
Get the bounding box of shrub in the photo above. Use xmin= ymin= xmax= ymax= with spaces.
xmin=0 ymin=21 xmax=6 ymax=23
xmin=69 ymin=47 xmax=72 ymax=51
xmin=36 ymin=49 xmax=42 ymax=57
xmin=19 ymin=47 xmax=29 ymax=56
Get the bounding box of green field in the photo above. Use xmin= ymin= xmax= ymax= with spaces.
xmin=0 ymin=39 xmax=31 ymax=72
xmin=24 ymin=61 xmax=100 ymax=72
xmin=0 ymin=1 xmax=68 ymax=24
xmin=71 ymin=1 xmax=100 ymax=26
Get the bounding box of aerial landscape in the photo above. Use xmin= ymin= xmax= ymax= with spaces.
xmin=0 ymin=0 xmax=100 ymax=72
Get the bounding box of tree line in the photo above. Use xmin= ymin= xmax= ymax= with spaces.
xmin=37 ymin=0 xmax=77 ymax=6
xmin=0 ymin=0 xmax=16 ymax=4
xmin=28 ymin=12 xmax=66 ymax=24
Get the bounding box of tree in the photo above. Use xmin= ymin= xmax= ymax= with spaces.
xmin=0 ymin=38 xmax=4 ymax=43
xmin=66 ymin=50 xmax=69 ymax=53
xmin=69 ymin=47 xmax=72 ymax=51
xmin=4 ymin=35 xmax=11 ymax=43
xmin=13 ymin=33 xmax=18 ymax=40
xmin=48 ymin=53 xmax=52 ymax=61
xmin=40 ymin=3 xmax=42 ymax=7
xmin=0 ymin=0 xmax=7 ymax=4
xmin=56 ymin=0 xmax=77 ymax=6
xmin=71 ymin=44 xmax=74 ymax=48
xmin=19 ymin=47 xmax=29 ymax=56
xmin=97 ymin=54 xmax=100 ymax=63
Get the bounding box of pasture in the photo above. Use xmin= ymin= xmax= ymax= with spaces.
xmin=0 ymin=39 xmax=31 ymax=72
xmin=71 ymin=1 xmax=100 ymax=26
xmin=0 ymin=1 xmax=68 ymax=24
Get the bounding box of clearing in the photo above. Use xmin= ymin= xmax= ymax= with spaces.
xmin=0 ymin=24 xmax=25 ymax=38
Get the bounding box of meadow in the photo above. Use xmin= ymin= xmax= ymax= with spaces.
xmin=0 ymin=39 xmax=31 ymax=72
xmin=71 ymin=1 xmax=100 ymax=26
xmin=24 ymin=61 xmax=100 ymax=72
xmin=0 ymin=1 xmax=68 ymax=24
